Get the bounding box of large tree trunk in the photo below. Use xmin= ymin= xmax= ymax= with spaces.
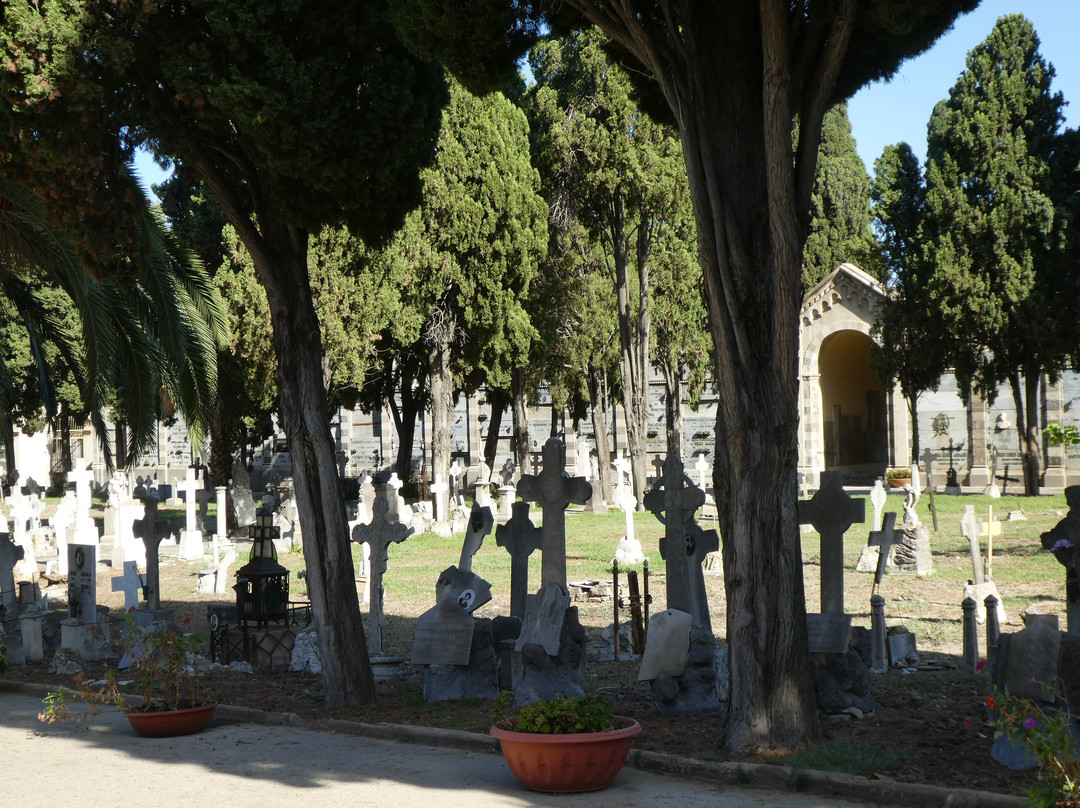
xmin=256 ymin=233 xmax=374 ymax=707
xmin=484 ymin=388 xmax=508 ymax=472
xmin=512 ymin=368 xmax=530 ymax=475
xmin=428 ymin=338 xmax=454 ymax=518
xmin=588 ymin=365 xmax=613 ymax=500
xmin=612 ymin=192 xmax=649 ymax=507
xmin=662 ymin=361 xmax=685 ymax=458
xmin=907 ymin=394 xmax=920 ymax=465
xmin=1023 ymin=369 xmax=1041 ymax=496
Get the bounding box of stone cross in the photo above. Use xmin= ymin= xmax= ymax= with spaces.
xmin=515 ymin=437 xmax=592 ymax=591
xmin=352 ymin=494 xmax=413 ymax=656
xmin=0 ymin=528 xmax=24 ymax=608
xmin=961 ymin=505 xmax=984 ymax=585
xmin=642 ymin=455 xmax=708 ymax=621
xmin=68 ymin=465 xmax=95 ymax=515
xmin=49 ymin=490 xmax=77 ymax=575
xmin=869 ymin=479 xmax=887 ymax=532
xmin=798 ymin=470 xmax=865 ymax=614
xmin=495 ymin=500 xmax=542 ymax=619
xmin=616 ymin=479 xmax=637 ymax=544
xmin=176 ymin=467 xmax=204 ymax=559
xmin=430 ymin=475 xmax=449 ymax=522
xmin=386 ymin=473 xmax=405 ymax=522
xmin=868 ymin=511 xmax=898 ymax=593
xmin=111 ymin=560 xmax=144 ymax=611
xmin=132 ymin=490 xmax=165 ymax=611
xmin=694 ymin=454 xmax=710 ymax=490
xmin=651 ymin=454 xmax=664 ymax=484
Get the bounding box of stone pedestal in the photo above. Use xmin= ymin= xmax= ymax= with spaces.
xmin=178 ymin=529 xmax=205 ymax=561
xmin=893 ymin=524 xmax=933 ymax=576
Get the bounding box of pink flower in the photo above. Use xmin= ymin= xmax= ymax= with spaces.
xmin=963 ymin=717 xmax=971 ymax=730
xmin=1052 ymin=539 xmax=1074 ymax=552
xmin=975 ymin=660 xmax=987 ymax=672
xmin=1023 ymin=717 xmax=1037 ymax=730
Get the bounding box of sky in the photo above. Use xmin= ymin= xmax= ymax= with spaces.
xmin=848 ymin=0 xmax=1080 ymax=173
xmin=135 ymin=3 xmax=1079 ymax=197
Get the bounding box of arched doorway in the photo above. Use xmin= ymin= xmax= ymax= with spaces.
xmin=818 ymin=330 xmax=888 ymax=475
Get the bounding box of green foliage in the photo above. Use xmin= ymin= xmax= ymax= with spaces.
xmin=1044 ymin=422 xmax=1080 ymax=448
xmin=802 ymin=103 xmax=880 ymax=288
xmin=987 ymin=688 xmax=1079 ymax=807
xmin=492 ymin=692 xmax=616 ymax=734
xmin=783 ymin=738 xmax=911 ymax=776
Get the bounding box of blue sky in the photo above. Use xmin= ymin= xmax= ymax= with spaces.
xmin=136 ymin=4 xmax=1078 ymax=197
xmin=848 ymin=0 xmax=1079 ymax=172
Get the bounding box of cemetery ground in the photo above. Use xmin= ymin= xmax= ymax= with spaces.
xmin=4 ymin=490 xmax=1069 ymax=800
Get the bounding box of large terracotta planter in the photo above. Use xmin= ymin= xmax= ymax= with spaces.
xmin=125 ymin=703 xmax=218 ymax=738
xmin=887 ymin=477 xmax=911 ymax=489
xmin=491 ymin=717 xmax=641 ymax=793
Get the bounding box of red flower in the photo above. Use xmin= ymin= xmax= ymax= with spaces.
xmin=986 ymin=695 xmax=997 ymax=709
xmin=182 ymin=617 xmax=191 ymax=624
xmin=963 ymin=717 xmax=971 ymax=730
xmin=975 ymin=660 xmax=987 ymax=672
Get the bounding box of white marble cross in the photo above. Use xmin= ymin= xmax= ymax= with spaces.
xmin=111 ymin=560 xmax=144 ymax=611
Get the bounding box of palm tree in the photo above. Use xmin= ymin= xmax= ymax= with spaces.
xmin=0 ymin=177 xmax=227 ymax=473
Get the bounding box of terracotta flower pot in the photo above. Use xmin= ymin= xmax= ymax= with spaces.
xmin=491 ymin=717 xmax=641 ymax=793
xmin=887 ymin=477 xmax=911 ymax=489
xmin=125 ymin=703 xmax=218 ymax=738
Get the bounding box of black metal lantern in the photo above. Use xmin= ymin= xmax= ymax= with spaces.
xmin=234 ymin=514 xmax=289 ymax=628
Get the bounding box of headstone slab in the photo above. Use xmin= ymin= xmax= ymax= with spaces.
xmin=806 ymin=612 xmax=853 ymax=654
xmin=67 ymin=544 xmax=98 ymax=623
xmin=638 ymin=608 xmax=693 ymax=680
xmin=412 ymin=604 xmax=475 ymax=666
xmin=515 ymin=582 xmax=571 ymax=656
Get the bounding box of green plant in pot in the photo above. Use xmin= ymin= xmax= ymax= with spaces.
xmin=490 ymin=692 xmax=642 ymax=793
xmin=39 ymin=613 xmax=217 ymax=737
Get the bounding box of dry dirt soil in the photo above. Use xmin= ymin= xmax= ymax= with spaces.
xmin=5 ymin=538 xmax=1049 ymax=801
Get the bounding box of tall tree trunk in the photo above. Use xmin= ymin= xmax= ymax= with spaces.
xmin=484 ymin=388 xmax=508 ymax=472
xmin=907 ymin=394 xmax=920 ymax=466
xmin=3 ymin=419 xmax=15 ymax=483
xmin=428 ymin=338 xmax=454 ymax=519
xmin=256 ymin=233 xmax=373 ymax=707
xmin=512 ymin=368 xmax=530 ymax=475
xmin=662 ymin=362 xmax=685 ymax=458
xmin=1023 ymin=369 xmax=1042 ymax=496
xmin=612 ymin=192 xmax=648 ymax=507
xmin=588 ymin=365 xmax=612 ymax=500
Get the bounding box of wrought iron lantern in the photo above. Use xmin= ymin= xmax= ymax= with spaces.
xmin=234 ymin=514 xmax=289 ymax=628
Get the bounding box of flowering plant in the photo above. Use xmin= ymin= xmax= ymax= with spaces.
xmin=987 ymin=687 xmax=1079 ymax=807
xmin=492 ymin=692 xmax=619 ymax=734
xmin=885 ymin=468 xmax=912 ymax=480
xmin=39 ymin=613 xmax=208 ymax=723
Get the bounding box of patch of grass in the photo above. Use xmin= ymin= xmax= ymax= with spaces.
xmin=783 ymin=738 xmax=911 ymax=776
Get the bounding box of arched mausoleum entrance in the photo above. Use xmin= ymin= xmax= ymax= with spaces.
xmin=799 ymin=263 xmax=910 ymax=486
xmin=818 ymin=329 xmax=887 ymax=474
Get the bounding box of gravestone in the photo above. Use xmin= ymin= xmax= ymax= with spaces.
xmin=694 ymin=454 xmax=710 ymax=491
xmin=49 ymin=490 xmax=77 ymax=575
xmin=869 ymin=511 xmax=898 ymax=593
xmin=516 ymin=437 xmax=591 ymax=591
xmin=638 ymin=608 xmax=692 ymax=680
xmin=386 ymin=473 xmax=405 ymax=522
xmin=798 ymin=471 xmax=865 ymax=614
xmin=869 ymin=479 xmax=887 ymax=531
xmin=176 ymin=468 xmax=205 ymax=560
xmin=0 ymin=527 xmax=24 ymax=608
xmin=9 ymin=493 xmax=37 ymax=580
xmin=806 ymin=612 xmax=853 ymax=654
xmin=615 ymin=478 xmax=637 ymax=544
xmin=515 ymin=582 xmax=570 ymax=656
xmin=352 ymin=494 xmax=413 ymax=657
xmin=495 ymin=501 xmax=542 ymax=620
xmin=112 ymin=498 xmax=146 ymax=567
xmin=111 ymin=560 xmax=144 ymax=611
xmin=66 ymin=544 xmax=97 ymax=622
xmin=132 ymin=489 xmax=166 ymax=612
xmin=448 ymin=459 xmax=466 ymax=507
xmin=67 ymin=465 xmax=99 ymax=546
xmin=429 ymin=475 xmax=449 ymax=522
xmin=962 ymin=505 xmax=984 ymax=585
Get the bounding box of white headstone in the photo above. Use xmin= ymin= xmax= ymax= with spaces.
xmin=111 ymin=560 xmax=144 ymax=611
xmin=638 ymin=608 xmax=692 ymax=680
xmin=869 ymin=479 xmax=887 ymax=531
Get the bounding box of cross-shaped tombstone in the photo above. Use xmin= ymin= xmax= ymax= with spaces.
xmin=430 ymin=475 xmax=449 ymax=522
xmin=694 ymin=454 xmax=710 ymax=490
xmin=685 ymin=521 xmax=720 ymax=632
xmin=459 ymin=503 xmax=494 ymax=573
xmin=515 ymin=437 xmax=592 ymax=591
xmin=386 ymin=473 xmax=405 ymax=522
xmin=176 ymin=468 xmax=204 ymax=559
xmin=111 ymin=560 xmax=144 ymax=611
xmin=352 ymin=494 xmax=413 ymax=656
xmin=868 ymin=511 xmax=898 ymax=595
xmin=495 ymin=500 xmax=542 ymax=619
xmin=132 ymin=490 xmax=165 ymax=611
xmin=9 ymin=493 xmax=36 ymax=575
xmin=961 ymin=505 xmax=984 ymax=585
xmin=643 ymin=455 xmax=707 ymax=620
xmin=68 ymin=465 xmax=95 ymax=515
xmin=0 ymin=527 xmax=24 ymax=608
xmin=435 ymin=503 xmax=496 ymax=614
xmin=798 ymin=470 xmax=865 ymax=614
xmin=651 ymin=454 xmax=664 ymax=485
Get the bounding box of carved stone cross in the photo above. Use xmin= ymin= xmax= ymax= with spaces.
xmin=868 ymin=511 xmax=898 ymax=593
xmin=352 ymin=494 xmax=413 ymax=656
xmin=495 ymin=500 xmax=542 ymax=619
xmin=516 ymin=438 xmax=591 ymax=591
xmin=111 ymin=559 xmax=145 ymax=611
xmin=798 ymin=470 xmax=865 ymax=614
xmin=643 ymin=455 xmax=707 ymax=620
xmin=132 ymin=490 xmax=165 ymax=611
